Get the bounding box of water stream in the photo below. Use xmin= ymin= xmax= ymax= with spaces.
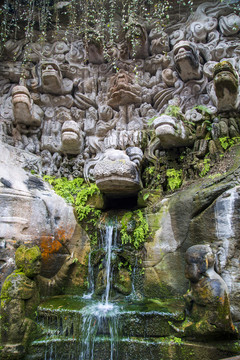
xmin=80 ymin=220 xmax=120 ymax=360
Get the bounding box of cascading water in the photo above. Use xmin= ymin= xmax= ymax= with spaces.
xmin=80 ymin=220 xmax=120 ymax=360
xmin=82 ymin=251 xmax=94 ymax=300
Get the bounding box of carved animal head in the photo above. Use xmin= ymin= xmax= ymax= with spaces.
xmin=61 ymin=120 xmax=83 ymax=154
xmin=12 ymin=85 xmax=32 ymax=124
xmin=93 ymin=148 xmax=142 ymax=197
xmin=107 ymin=70 xmax=142 ymax=108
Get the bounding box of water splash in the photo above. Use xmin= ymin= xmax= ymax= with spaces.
xmin=80 ymin=302 xmax=119 ymax=360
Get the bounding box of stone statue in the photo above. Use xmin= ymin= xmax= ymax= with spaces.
xmin=153 ymin=113 xmax=194 ymax=149
xmin=183 ymin=244 xmax=237 ymax=338
xmin=27 ymin=60 xmax=73 ymax=95
xmin=107 ymin=70 xmax=142 ymax=109
xmin=0 ymin=245 xmax=75 ymax=359
xmin=93 ymin=147 xmax=143 ymax=197
xmin=12 ymin=85 xmax=43 ymax=128
xmin=173 ymin=40 xmax=202 ymax=82
xmin=212 ymin=61 xmax=239 ymax=112
xmin=61 ymin=120 xmax=84 ymax=155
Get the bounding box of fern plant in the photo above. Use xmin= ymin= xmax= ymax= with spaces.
xmin=43 ymin=176 xmax=101 ymax=242
xmin=120 ymin=209 xmax=150 ymax=250
xmin=166 ymin=169 xmax=182 ymax=191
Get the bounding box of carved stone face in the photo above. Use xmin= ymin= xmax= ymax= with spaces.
xmin=61 ymin=120 xmax=83 ymax=154
xmin=12 ymin=85 xmax=32 ymax=125
xmin=173 ymin=41 xmax=202 ymax=82
xmin=153 ymin=114 xmax=193 ymax=148
xmin=41 ymin=61 xmax=62 ymax=94
xmin=213 ymin=61 xmax=239 ymax=111
xmin=107 ymin=70 xmax=142 ymax=108
xmin=185 ymin=245 xmax=214 ymax=283
xmin=93 ymin=148 xmax=142 ymax=197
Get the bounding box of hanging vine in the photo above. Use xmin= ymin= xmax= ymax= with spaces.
xmin=0 ymin=0 xmax=195 ymax=59
xmin=0 ymin=0 xmax=239 ymax=65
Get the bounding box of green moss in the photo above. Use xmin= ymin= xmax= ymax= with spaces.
xmin=0 ymin=279 xmax=12 ymax=306
xmin=219 ymin=136 xmax=240 ymax=150
xmin=15 ymin=245 xmax=41 ymax=271
xmin=199 ymin=156 xmax=211 ymax=177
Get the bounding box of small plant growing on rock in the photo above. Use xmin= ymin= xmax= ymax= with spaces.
xmin=120 ymin=209 xmax=150 ymax=250
xmin=166 ymin=169 xmax=182 ymax=191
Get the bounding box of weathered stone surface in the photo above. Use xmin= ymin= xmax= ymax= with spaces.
xmin=0 ymin=142 xmax=89 ymax=289
xmin=0 ymin=245 xmax=76 ymax=358
xmin=143 ymin=146 xmax=240 ymax=317
xmin=93 ymin=148 xmax=143 ymax=197
xmin=1 ymin=1 xmax=240 ymax=355
xmin=183 ymin=244 xmax=237 ymax=338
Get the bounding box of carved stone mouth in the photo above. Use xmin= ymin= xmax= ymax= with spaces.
xmin=42 ymin=70 xmax=59 ymax=77
xmin=214 ymin=69 xmax=236 ymax=80
xmin=95 ymin=176 xmax=141 ymax=197
xmin=155 ymin=121 xmax=177 ymax=130
xmin=174 ymin=50 xmax=193 ymax=63
xmin=214 ymin=64 xmax=236 ymax=77
xmin=42 ymin=72 xmax=61 ymax=87
xmin=153 ymin=116 xmax=177 ymax=130
xmin=62 ymin=128 xmax=79 ymax=137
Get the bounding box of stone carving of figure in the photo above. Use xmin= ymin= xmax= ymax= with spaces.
xmin=211 ymin=61 xmax=239 ymax=112
xmin=12 ymin=85 xmax=43 ymax=128
xmin=11 ymin=85 xmax=43 ymax=154
xmin=27 ymin=60 xmax=73 ymax=95
xmin=153 ymin=113 xmax=194 ymax=149
xmin=96 ymin=105 xmax=117 ymax=137
xmin=93 ymin=147 xmax=143 ymax=197
xmin=173 ymin=41 xmax=202 ymax=82
xmin=107 ymin=69 xmax=142 ymax=109
xmin=61 ymin=120 xmax=84 ymax=155
xmin=183 ymin=244 xmax=237 ymax=338
xmin=0 ymin=245 xmax=75 ymax=359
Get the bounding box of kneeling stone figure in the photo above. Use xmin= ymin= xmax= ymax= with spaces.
xmin=0 ymin=245 xmax=75 ymax=359
xmin=183 ymin=244 xmax=237 ymax=338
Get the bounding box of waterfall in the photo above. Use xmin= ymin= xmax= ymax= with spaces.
xmin=80 ymin=221 xmax=120 ymax=360
xmin=82 ymin=251 xmax=94 ymax=299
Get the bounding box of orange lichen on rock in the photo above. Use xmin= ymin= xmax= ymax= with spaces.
xmin=39 ymin=236 xmax=63 ymax=260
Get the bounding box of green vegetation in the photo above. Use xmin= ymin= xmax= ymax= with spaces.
xmin=166 ymin=169 xmax=182 ymax=191
xmin=199 ymin=157 xmax=211 ymax=177
xmin=165 ymin=105 xmax=182 ymax=119
xmin=0 ymin=0 xmax=196 ymax=62
xmin=147 ymin=116 xmax=158 ymax=126
xmin=142 ymin=165 xmax=162 ymax=189
xmin=43 ymin=176 xmax=101 ymax=243
xmin=171 ymin=336 xmax=183 ymax=345
xmin=219 ymin=136 xmax=240 ymax=151
xmin=120 ymin=209 xmax=150 ymax=250
xmin=193 ymin=105 xmax=213 ymax=115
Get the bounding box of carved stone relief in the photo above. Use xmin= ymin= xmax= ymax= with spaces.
xmin=0 ymin=2 xmax=240 ymax=186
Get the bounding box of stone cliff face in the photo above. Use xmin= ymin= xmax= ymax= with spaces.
xmin=1 ymin=0 xmax=240 ymax=319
